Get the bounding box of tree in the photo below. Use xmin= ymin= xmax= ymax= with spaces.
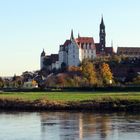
xmin=68 ymin=66 xmax=80 ymax=72
xmin=133 ymin=75 xmax=140 ymax=85
xmin=56 ymin=74 xmax=66 ymax=87
xmin=100 ymin=63 xmax=113 ymax=85
xmin=81 ymin=60 xmax=97 ymax=87
xmin=0 ymin=77 xmax=4 ymax=88
xmin=12 ymin=75 xmax=24 ymax=88
xmin=125 ymin=68 xmax=137 ymax=82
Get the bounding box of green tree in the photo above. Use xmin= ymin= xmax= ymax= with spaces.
xmin=0 ymin=77 xmax=4 ymax=88
xmin=12 ymin=75 xmax=24 ymax=88
xmin=133 ymin=75 xmax=140 ymax=85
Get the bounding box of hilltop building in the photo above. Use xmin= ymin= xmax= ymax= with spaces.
xmin=95 ymin=16 xmax=114 ymax=56
xmin=40 ymin=16 xmax=114 ymax=70
xmin=117 ymin=47 xmax=140 ymax=57
xmin=58 ymin=30 xmax=96 ymax=68
xmin=40 ymin=50 xmax=59 ymax=71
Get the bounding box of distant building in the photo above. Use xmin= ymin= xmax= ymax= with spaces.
xmin=117 ymin=47 xmax=140 ymax=57
xmin=40 ymin=16 xmax=115 ymax=70
xmin=95 ymin=16 xmax=114 ymax=56
xmin=40 ymin=51 xmax=59 ymax=70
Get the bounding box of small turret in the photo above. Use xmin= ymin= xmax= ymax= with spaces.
xmin=41 ymin=49 xmax=45 ymax=57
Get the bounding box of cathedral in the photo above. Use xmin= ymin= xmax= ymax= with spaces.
xmin=40 ymin=17 xmax=114 ymax=70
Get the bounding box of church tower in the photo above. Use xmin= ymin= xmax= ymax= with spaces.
xmin=99 ymin=16 xmax=106 ymax=53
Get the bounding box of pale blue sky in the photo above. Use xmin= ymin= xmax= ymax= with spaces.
xmin=0 ymin=0 xmax=140 ymax=76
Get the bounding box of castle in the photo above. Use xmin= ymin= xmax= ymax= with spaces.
xmin=40 ymin=17 xmax=114 ymax=71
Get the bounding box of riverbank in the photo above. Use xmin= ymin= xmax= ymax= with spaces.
xmin=0 ymin=92 xmax=140 ymax=112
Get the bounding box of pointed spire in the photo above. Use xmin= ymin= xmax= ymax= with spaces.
xmin=111 ymin=40 xmax=113 ymax=47
xmin=41 ymin=48 xmax=45 ymax=57
xmin=70 ymin=29 xmax=74 ymax=40
xmin=78 ymin=32 xmax=80 ymax=38
xmin=100 ymin=14 xmax=105 ymax=27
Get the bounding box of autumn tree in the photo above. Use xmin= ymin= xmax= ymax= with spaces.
xmin=133 ymin=75 xmax=140 ymax=85
xmin=68 ymin=66 xmax=80 ymax=72
xmin=56 ymin=74 xmax=66 ymax=87
xmin=100 ymin=63 xmax=113 ymax=85
xmin=12 ymin=75 xmax=24 ymax=88
xmin=0 ymin=77 xmax=4 ymax=88
xmin=81 ymin=60 xmax=97 ymax=87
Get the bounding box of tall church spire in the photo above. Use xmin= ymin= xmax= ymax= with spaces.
xmin=70 ymin=29 xmax=74 ymax=40
xmin=100 ymin=15 xmax=105 ymax=27
xmin=99 ymin=15 xmax=106 ymax=53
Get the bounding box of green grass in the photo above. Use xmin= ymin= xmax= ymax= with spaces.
xmin=0 ymin=92 xmax=140 ymax=102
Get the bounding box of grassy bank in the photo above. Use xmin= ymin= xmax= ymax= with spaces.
xmin=0 ymin=92 xmax=140 ymax=112
xmin=0 ymin=92 xmax=140 ymax=101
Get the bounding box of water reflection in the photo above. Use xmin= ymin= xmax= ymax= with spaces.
xmin=0 ymin=111 xmax=140 ymax=140
xmin=39 ymin=112 xmax=140 ymax=140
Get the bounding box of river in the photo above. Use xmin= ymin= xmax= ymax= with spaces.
xmin=0 ymin=111 xmax=140 ymax=140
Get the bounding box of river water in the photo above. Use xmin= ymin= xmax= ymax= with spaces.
xmin=0 ymin=111 xmax=140 ymax=140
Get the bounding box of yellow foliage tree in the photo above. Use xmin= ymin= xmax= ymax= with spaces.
xmin=81 ymin=60 xmax=97 ymax=87
xmin=100 ymin=63 xmax=113 ymax=85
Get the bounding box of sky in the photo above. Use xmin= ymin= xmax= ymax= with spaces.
xmin=0 ymin=0 xmax=140 ymax=76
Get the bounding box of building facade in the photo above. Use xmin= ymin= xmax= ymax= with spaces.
xmin=95 ymin=16 xmax=114 ymax=56
xmin=58 ymin=30 xmax=96 ymax=67
xmin=117 ymin=47 xmax=140 ymax=57
xmin=40 ymin=51 xmax=59 ymax=70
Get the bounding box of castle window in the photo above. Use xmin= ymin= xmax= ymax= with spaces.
xmin=89 ymin=43 xmax=91 ymax=49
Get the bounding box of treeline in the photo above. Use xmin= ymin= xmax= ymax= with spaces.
xmin=0 ymin=56 xmax=140 ymax=89
xmin=42 ymin=60 xmax=113 ymax=88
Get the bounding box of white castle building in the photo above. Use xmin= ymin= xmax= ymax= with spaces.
xmin=40 ymin=30 xmax=96 ymax=70
xmin=59 ymin=30 xmax=96 ymax=67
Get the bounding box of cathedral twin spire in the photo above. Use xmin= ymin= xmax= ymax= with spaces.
xmin=70 ymin=29 xmax=80 ymax=40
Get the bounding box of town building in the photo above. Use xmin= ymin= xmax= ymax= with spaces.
xmin=117 ymin=47 xmax=140 ymax=57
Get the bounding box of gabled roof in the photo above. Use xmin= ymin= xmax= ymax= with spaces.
xmin=76 ymin=37 xmax=94 ymax=44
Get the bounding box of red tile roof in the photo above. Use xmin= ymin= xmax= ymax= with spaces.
xmin=76 ymin=37 xmax=94 ymax=44
xmin=76 ymin=37 xmax=95 ymax=49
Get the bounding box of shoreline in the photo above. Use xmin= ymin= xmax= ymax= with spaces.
xmin=0 ymin=98 xmax=140 ymax=112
